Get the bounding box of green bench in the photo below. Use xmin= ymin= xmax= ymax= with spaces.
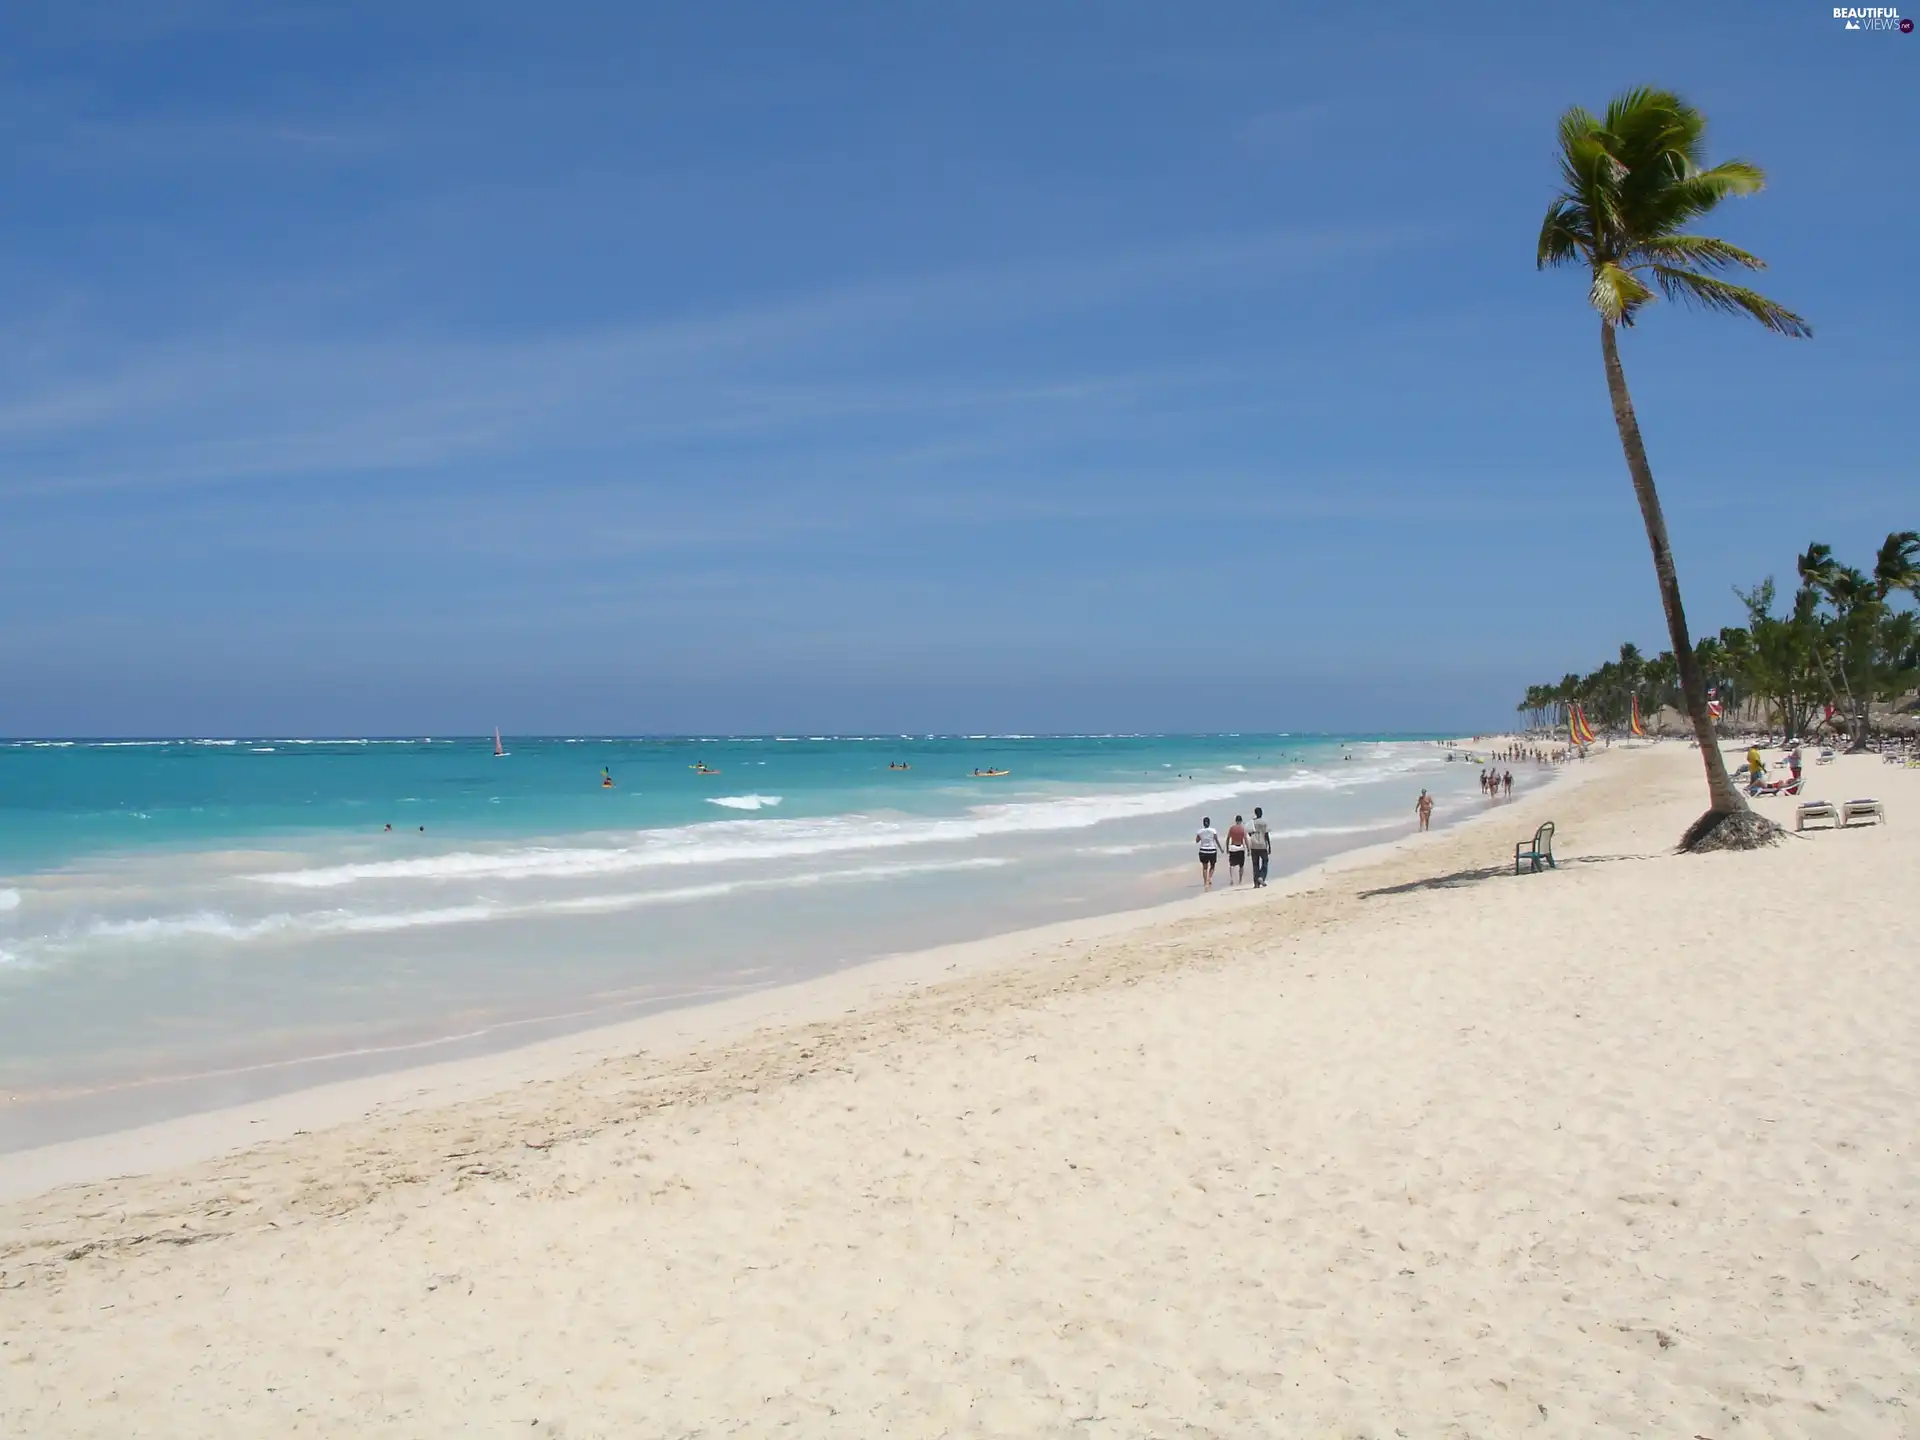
xmin=1514 ymin=821 xmax=1556 ymax=875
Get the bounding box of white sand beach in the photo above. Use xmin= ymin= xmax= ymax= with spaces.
xmin=2 ymin=741 xmax=1916 ymax=1436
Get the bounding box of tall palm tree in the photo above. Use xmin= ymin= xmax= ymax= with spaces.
xmin=1538 ymin=87 xmax=1810 ymax=848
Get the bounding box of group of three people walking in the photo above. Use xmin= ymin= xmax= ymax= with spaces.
xmin=1194 ymin=809 xmax=1271 ymax=890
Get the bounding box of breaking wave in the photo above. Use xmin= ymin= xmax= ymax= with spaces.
xmin=251 ymin=762 xmax=1428 ymax=891
xmin=51 ymin=858 xmax=1014 ymax=949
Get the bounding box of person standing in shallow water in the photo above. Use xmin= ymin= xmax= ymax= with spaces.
xmin=1249 ymin=806 xmax=1272 ymax=887
xmin=1416 ymin=789 xmax=1434 ymax=832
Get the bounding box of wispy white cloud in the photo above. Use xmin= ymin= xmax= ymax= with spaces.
xmin=0 ymin=223 xmax=1433 ymax=498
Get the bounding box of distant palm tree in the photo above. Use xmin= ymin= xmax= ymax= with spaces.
xmin=1538 ymin=87 xmax=1809 ymax=848
xmin=1801 ymin=531 xmax=1920 ymax=748
xmin=1874 ymin=530 xmax=1919 ymax=600
xmin=1557 ymin=672 xmax=1581 ymax=738
xmin=1643 ymin=649 xmax=1679 ymax=716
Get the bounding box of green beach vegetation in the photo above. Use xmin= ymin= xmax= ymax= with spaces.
xmin=1538 ymin=86 xmax=1809 ymax=849
xmin=1518 ymin=530 xmax=1920 ymax=746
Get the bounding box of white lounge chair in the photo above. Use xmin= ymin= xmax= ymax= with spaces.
xmin=1816 ymin=748 xmax=1836 ymax=764
xmin=1841 ymin=799 xmax=1885 ymax=827
xmin=1795 ymin=801 xmax=1839 ymax=832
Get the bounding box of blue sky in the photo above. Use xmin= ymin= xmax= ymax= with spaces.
xmin=1 ymin=2 xmax=1914 ymax=735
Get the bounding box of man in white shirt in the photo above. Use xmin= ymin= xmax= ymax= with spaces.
xmin=1248 ymin=806 xmax=1272 ymax=887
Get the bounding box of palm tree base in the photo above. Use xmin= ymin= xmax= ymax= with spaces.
xmin=1678 ymin=807 xmax=1784 ymax=853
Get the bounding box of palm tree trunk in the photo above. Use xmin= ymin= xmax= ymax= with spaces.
xmin=1600 ymin=324 xmax=1749 ymax=817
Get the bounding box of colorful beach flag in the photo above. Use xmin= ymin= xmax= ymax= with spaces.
xmin=1630 ymin=695 xmax=1647 ymax=738
xmin=1708 ymin=690 xmax=1723 ymax=720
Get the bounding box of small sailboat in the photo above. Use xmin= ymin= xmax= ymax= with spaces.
xmin=493 ymin=727 xmax=507 ymax=758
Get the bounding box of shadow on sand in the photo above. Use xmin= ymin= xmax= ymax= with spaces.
xmin=1355 ymin=853 xmax=1645 ymax=900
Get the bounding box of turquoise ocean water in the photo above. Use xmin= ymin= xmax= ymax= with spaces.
xmin=0 ymin=733 xmax=1527 ymax=1147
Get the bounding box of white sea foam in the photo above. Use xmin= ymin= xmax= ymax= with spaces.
xmin=67 ymin=858 xmax=1013 ymax=948
xmin=251 ymin=762 xmax=1431 ymax=891
xmin=1223 ymin=764 xmax=1247 ymax=772
xmin=1267 ymin=819 xmax=1403 ymax=842
xmin=0 ymin=889 xmax=20 ymax=912
xmin=706 ymin=794 xmax=782 ymax=811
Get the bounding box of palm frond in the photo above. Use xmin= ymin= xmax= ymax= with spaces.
xmin=1602 ymin=87 xmax=1701 ymax=167
xmin=1608 ymin=90 xmax=1706 ymax=213
xmin=1556 ymin=133 xmax=1626 ymax=234
xmin=1798 ymin=544 xmax=1836 ymax=590
xmin=1648 ymin=160 xmax=1766 ymax=231
xmin=1552 ymin=106 xmax=1626 ymax=246
xmin=1694 ymin=159 xmax=1765 ymax=192
xmin=1590 ymin=262 xmax=1654 ymax=325
xmin=1627 ymin=234 xmax=1765 ymax=272
xmin=1556 ymin=105 xmax=1600 ymax=157
xmin=1537 ymin=196 xmax=1590 ymax=269
xmin=1827 ymin=567 xmax=1874 ymax=610
xmin=1647 ymin=267 xmax=1811 ymax=337
xmin=1875 ymin=530 xmax=1920 ymax=596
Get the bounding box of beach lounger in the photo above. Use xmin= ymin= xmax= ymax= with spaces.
xmin=1795 ymin=801 xmax=1839 ymax=832
xmin=1817 ymin=748 xmax=1836 ymax=764
xmin=1841 ymin=799 xmax=1885 ymax=827
xmin=1514 ymin=821 xmax=1556 ymax=875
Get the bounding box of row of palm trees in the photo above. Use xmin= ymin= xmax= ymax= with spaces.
xmin=1517 ymin=530 xmax=1920 ymax=744
xmin=1517 ymin=643 xmax=1674 ymax=737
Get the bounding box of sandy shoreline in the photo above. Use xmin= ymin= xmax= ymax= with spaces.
xmin=1 ymin=745 xmax=1586 ymax=1201
xmin=3 ymin=740 xmax=1913 ymax=1435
